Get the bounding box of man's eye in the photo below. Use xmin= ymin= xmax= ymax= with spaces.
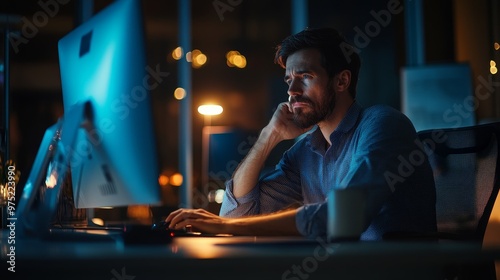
xmin=303 ymin=74 xmax=312 ymax=79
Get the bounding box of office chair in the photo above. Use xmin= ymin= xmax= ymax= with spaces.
xmin=386 ymin=122 xmax=500 ymax=279
xmin=419 ymin=122 xmax=500 ymax=242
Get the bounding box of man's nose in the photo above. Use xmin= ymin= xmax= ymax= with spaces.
xmin=287 ymin=79 xmax=302 ymax=97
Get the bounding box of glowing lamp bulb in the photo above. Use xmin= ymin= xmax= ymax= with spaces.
xmin=198 ymin=105 xmax=223 ymax=116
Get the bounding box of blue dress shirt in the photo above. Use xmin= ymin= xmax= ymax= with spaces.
xmin=219 ymin=102 xmax=437 ymax=240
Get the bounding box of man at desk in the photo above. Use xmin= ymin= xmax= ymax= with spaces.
xmin=167 ymin=27 xmax=437 ymax=240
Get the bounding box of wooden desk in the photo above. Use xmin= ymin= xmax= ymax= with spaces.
xmin=2 ymin=231 xmax=500 ymax=280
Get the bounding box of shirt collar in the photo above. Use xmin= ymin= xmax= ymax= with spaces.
xmin=334 ymin=101 xmax=362 ymax=134
xmin=307 ymin=101 xmax=363 ymax=153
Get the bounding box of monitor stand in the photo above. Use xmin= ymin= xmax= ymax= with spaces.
xmin=15 ymin=101 xmax=167 ymax=244
xmin=15 ymin=101 xmax=95 ymax=238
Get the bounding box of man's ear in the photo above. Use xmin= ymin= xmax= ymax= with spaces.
xmin=335 ymin=70 xmax=351 ymax=92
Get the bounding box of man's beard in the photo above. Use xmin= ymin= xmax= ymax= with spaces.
xmin=290 ymin=86 xmax=336 ymax=129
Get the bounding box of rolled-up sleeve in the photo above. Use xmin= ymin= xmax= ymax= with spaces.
xmin=219 ymin=148 xmax=304 ymax=218
xmin=219 ymin=179 xmax=260 ymax=217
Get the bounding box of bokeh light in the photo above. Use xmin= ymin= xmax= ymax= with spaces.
xmin=174 ymin=87 xmax=186 ymax=100
xmin=170 ymin=173 xmax=183 ymax=187
xmin=226 ymin=50 xmax=247 ymax=68
xmin=172 ymin=47 xmax=183 ymax=60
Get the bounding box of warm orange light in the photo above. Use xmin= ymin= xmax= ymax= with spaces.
xmin=198 ymin=104 xmax=223 ymax=116
xmin=193 ymin=54 xmax=207 ymax=68
xmin=175 ymin=237 xmax=230 ymax=258
xmin=226 ymin=50 xmax=239 ymax=60
xmin=174 ymin=87 xmax=186 ymax=100
xmin=172 ymin=47 xmax=183 ymax=60
xmin=491 ymin=66 xmax=498 ymax=75
xmin=226 ymin=50 xmax=247 ymax=68
xmin=91 ymin=218 xmax=105 ymax=226
xmin=188 ymin=49 xmax=207 ymax=68
xmin=158 ymin=174 xmax=169 ymax=186
xmin=170 ymin=173 xmax=183 ymax=186
xmin=127 ymin=205 xmax=152 ymax=221
xmin=0 ymin=185 xmax=5 ymax=201
xmin=235 ymin=55 xmax=246 ymax=68
xmin=489 ymin=61 xmax=497 ymax=74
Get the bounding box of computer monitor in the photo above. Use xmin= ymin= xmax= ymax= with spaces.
xmin=16 ymin=0 xmax=161 ymax=236
xmin=58 ymin=0 xmax=160 ymax=209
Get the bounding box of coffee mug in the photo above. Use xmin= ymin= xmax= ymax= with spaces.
xmin=327 ymin=188 xmax=366 ymax=242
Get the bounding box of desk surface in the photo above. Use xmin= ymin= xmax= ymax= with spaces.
xmin=2 ymin=230 xmax=500 ymax=280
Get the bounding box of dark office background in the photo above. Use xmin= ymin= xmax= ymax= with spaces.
xmin=1 ymin=0 xmax=498 ymax=212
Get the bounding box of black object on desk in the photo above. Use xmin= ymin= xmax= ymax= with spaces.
xmin=43 ymin=224 xmax=176 ymax=245
xmin=122 ymin=221 xmax=207 ymax=245
xmin=149 ymin=221 xmax=214 ymax=237
xmin=45 ymin=228 xmax=123 ymax=243
xmin=122 ymin=224 xmax=175 ymax=245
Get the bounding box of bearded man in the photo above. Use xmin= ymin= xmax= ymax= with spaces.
xmin=167 ymin=27 xmax=437 ymax=240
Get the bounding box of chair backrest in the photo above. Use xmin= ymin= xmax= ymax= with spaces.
xmin=418 ymin=122 xmax=500 ymax=242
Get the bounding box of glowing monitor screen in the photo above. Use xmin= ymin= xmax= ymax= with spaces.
xmin=58 ymin=0 xmax=161 ymax=208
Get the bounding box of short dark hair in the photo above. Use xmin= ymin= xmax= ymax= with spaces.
xmin=274 ymin=27 xmax=361 ymax=98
